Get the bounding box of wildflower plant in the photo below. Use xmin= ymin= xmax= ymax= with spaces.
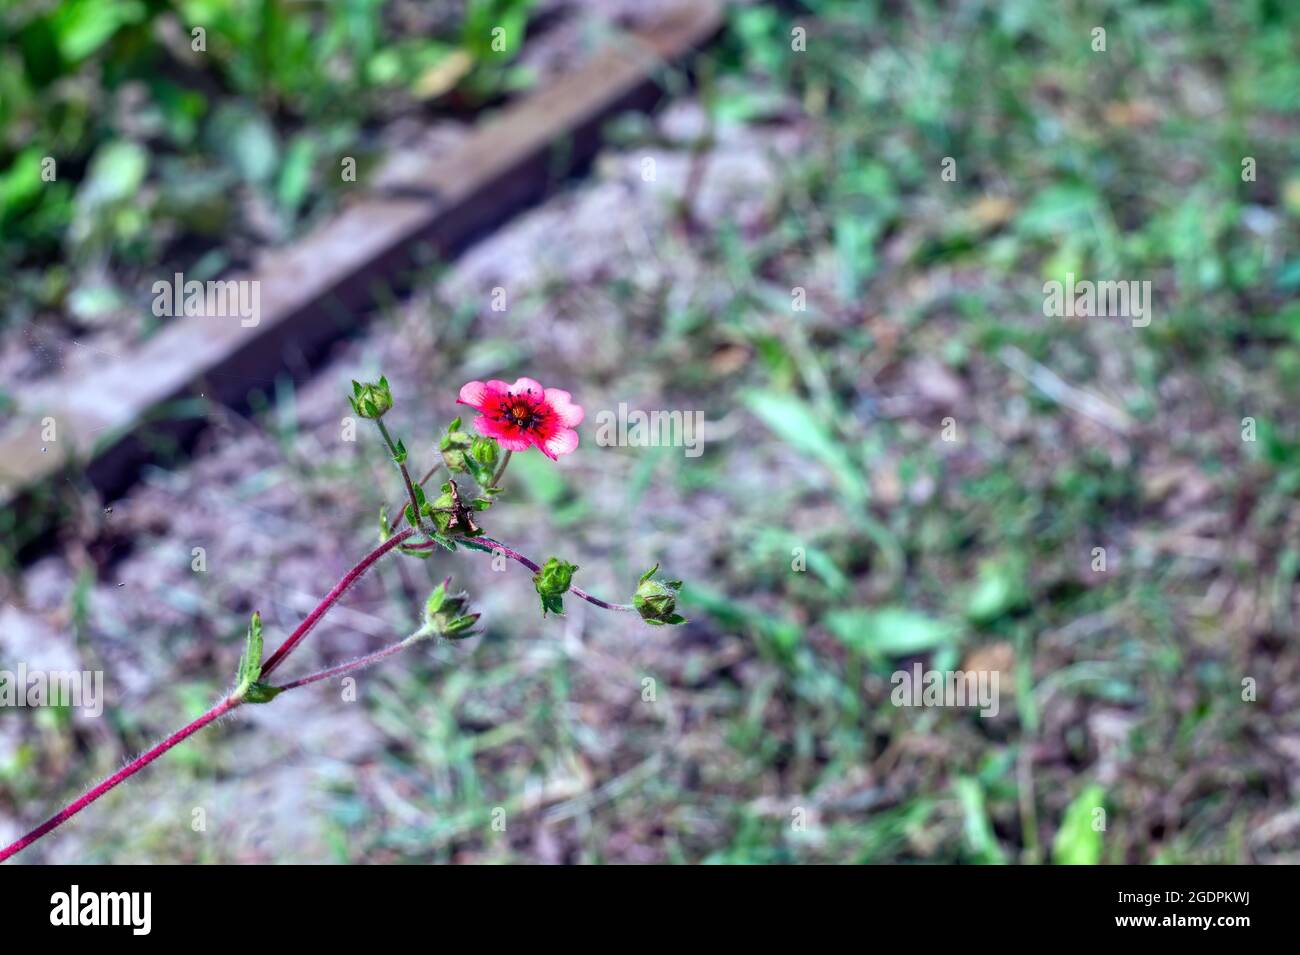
xmin=0 ymin=375 xmax=684 ymax=863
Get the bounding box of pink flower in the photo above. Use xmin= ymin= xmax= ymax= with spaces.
xmin=456 ymin=377 xmax=584 ymax=460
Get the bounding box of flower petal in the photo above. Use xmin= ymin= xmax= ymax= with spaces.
xmin=510 ymin=377 xmax=545 ymax=399
xmin=472 ymin=415 xmax=533 ymax=451
xmin=540 ymin=427 xmax=579 ymax=459
xmin=543 ymin=388 xmax=584 ymax=427
xmin=497 ymin=433 xmax=534 ymax=452
xmin=457 ymin=380 xmax=488 ymax=408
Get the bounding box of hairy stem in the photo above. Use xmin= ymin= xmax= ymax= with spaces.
xmin=272 ymin=633 xmax=420 ymax=692
xmin=2 ymin=625 xmax=436 ymax=863
xmin=0 ymin=627 xmax=430 ymax=862
xmin=260 ymin=526 xmax=414 ymax=677
xmin=0 ymin=697 xmax=240 ymax=864
xmin=0 ymin=521 xmax=428 ymax=863
xmin=375 ymin=419 xmax=426 ymax=534
xmin=391 ymin=461 xmax=444 ymax=531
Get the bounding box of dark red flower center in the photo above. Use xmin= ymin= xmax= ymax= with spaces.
xmin=496 ymin=396 xmax=543 ymax=433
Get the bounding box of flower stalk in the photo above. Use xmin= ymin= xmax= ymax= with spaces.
xmin=1 ymin=373 xmax=683 ymax=864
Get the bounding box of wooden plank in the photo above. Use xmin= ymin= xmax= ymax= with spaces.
xmin=0 ymin=2 xmax=722 ymax=521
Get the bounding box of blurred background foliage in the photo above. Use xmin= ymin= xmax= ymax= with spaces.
xmin=1 ymin=0 xmax=535 ymax=330
xmin=2 ymin=0 xmax=1300 ymax=864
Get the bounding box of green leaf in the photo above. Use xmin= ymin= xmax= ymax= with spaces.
xmin=52 ymin=0 xmax=146 ymax=62
xmin=0 ymin=149 xmax=46 ymax=220
xmin=78 ymin=141 xmax=148 ymax=209
xmin=1016 ymin=183 xmax=1101 ymax=238
xmin=1053 ymin=783 xmax=1105 ymax=865
xmin=826 ymin=607 xmax=958 ymax=662
xmin=964 ymin=556 xmax=1029 ymax=625
xmin=212 ymin=106 xmax=279 ymax=185
xmin=277 ymin=134 xmax=316 ymax=217
xmin=743 ymin=391 xmax=866 ymax=503
xmin=681 ymin=583 xmax=799 ymax=654
xmin=512 ymin=450 xmax=567 ymax=506
xmin=954 ymin=777 xmax=1008 ymax=864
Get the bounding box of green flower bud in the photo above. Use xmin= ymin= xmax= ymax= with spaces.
xmin=421 ymin=578 xmax=480 ymax=640
xmin=471 ymin=436 xmax=500 ymax=469
xmin=533 ymin=557 xmax=578 ymax=616
xmin=440 ymin=419 xmax=473 ymax=472
xmin=633 ymin=564 xmax=686 ymax=625
xmin=349 ymin=376 xmax=393 ymax=419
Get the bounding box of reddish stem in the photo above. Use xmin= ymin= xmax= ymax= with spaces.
xmin=272 ymin=638 xmax=413 ymax=692
xmin=0 ymin=697 xmax=239 ymax=864
xmin=1 ymin=526 xmax=418 ymax=863
xmin=0 ymin=516 xmax=632 ymax=862
xmin=260 ymin=526 xmax=415 ymax=677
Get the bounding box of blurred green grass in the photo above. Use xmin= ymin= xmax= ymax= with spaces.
xmin=4 ymin=0 xmax=1300 ymax=864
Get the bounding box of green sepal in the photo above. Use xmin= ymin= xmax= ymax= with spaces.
xmin=349 ymin=376 xmax=393 ymax=419
xmin=444 ymin=614 xmax=481 ymax=639
xmin=242 ymin=682 xmax=283 ymax=704
xmin=440 ymin=419 xmax=473 ymax=471
xmin=419 ymin=578 xmax=480 ymax=639
xmin=234 ymin=611 xmax=281 ymax=700
xmin=471 ymin=436 xmax=499 ymax=466
xmin=405 ymin=485 xmax=430 ymax=528
xmin=632 ymin=567 xmax=686 ymax=625
xmin=462 ymin=451 xmax=495 ymax=489
xmin=425 ymin=581 xmax=447 ymax=616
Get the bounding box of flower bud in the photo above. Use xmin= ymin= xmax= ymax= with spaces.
xmin=421 ymin=577 xmax=480 ymax=640
xmin=471 ymin=435 xmax=500 ymax=469
xmin=439 ymin=417 xmax=473 ymax=472
xmin=349 ymin=376 xmax=393 ymax=419
xmin=633 ymin=564 xmax=686 ymax=625
xmin=533 ymin=557 xmax=578 ymax=616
